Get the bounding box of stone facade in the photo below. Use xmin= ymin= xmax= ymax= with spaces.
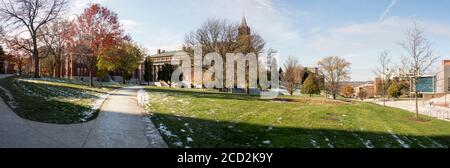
xmin=436 ymin=60 xmax=450 ymax=94
xmin=149 ymin=17 xmax=253 ymax=86
xmin=149 ymin=49 xmax=183 ymax=82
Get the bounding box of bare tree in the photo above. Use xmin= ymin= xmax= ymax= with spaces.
xmin=5 ymin=38 xmax=30 ymax=76
xmin=317 ymin=56 xmax=351 ymax=100
xmin=38 ymin=20 xmax=71 ymax=78
xmin=183 ymin=18 xmax=265 ymax=90
xmin=281 ymin=56 xmax=303 ymax=96
xmin=375 ymin=50 xmax=394 ymax=106
xmin=0 ymin=0 xmax=68 ymax=78
xmin=184 ymin=19 xmax=238 ymax=56
xmin=358 ymin=88 xmax=368 ymax=102
xmin=400 ymin=20 xmax=439 ymax=118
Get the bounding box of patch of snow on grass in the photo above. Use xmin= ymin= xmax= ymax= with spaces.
xmin=325 ymin=138 xmax=335 ymax=148
xmin=409 ymin=137 xmax=426 ymax=148
xmin=81 ymin=89 xmax=116 ymax=122
xmin=352 ymin=133 xmax=374 ymax=148
xmin=0 ymin=86 xmax=17 ymax=109
xmin=388 ymin=130 xmax=410 ymax=148
xmin=428 ymin=138 xmax=446 ymax=148
xmin=173 ymin=142 xmax=183 ymax=147
xmin=158 ymin=123 xmax=177 ymax=138
xmin=14 ymin=78 xmax=116 ymax=122
xmin=310 ymin=139 xmax=319 ymax=148
xmin=137 ymin=89 xmax=149 ymax=107
xmin=262 ymin=140 xmax=271 ymax=145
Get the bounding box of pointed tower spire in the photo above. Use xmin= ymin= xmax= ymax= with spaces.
xmin=241 ymin=16 xmax=248 ymax=28
xmin=238 ymin=15 xmax=251 ymax=36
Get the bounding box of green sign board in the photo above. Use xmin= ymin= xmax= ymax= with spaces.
xmin=416 ymin=76 xmax=436 ymax=93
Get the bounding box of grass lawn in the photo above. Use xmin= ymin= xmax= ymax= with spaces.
xmin=0 ymin=76 xmax=120 ymax=124
xmin=144 ymin=87 xmax=450 ymax=148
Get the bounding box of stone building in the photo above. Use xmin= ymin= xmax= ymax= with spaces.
xmin=149 ymin=16 xmax=254 ymax=86
xmin=148 ymin=49 xmax=184 ymax=82
xmin=436 ymin=60 xmax=450 ymax=94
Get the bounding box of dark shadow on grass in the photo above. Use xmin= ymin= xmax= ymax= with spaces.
xmin=150 ymin=113 xmax=450 ymax=148
xmin=0 ymin=76 xmax=103 ymax=124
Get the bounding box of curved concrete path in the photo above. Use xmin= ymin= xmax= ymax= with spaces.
xmin=0 ymin=75 xmax=167 ymax=148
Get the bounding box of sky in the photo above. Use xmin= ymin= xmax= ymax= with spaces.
xmin=70 ymin=0 xmax=450 ymax=81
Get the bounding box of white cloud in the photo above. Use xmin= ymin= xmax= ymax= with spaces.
xmin=68 ymin=0 xmax=109 ymax=18
xmin=125 ymin=0 xmax=301 ymax=54
xmin=121 ymin=19 xmax=143 ymax=33
xmin=299 ymin=16 xmax=450 ymax=80
xmin=178 ymin=0 xmax=299 ymax=48
xmin=306 ymin=17 xmax=408 ymax=53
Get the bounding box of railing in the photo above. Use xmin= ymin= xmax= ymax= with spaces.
xmin=422 ymin=109 xmax=450 ymax=121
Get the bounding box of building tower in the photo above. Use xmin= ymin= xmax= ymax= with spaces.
xmin=238 ymin=16 xmax=251 ymax=37
xmin=237 ymin=16 xmax=253 ymax=54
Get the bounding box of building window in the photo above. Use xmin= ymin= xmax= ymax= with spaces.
xmin=448 ymin=78 xmax=450 ymax=92
xmin=416 ymin=77 xmax=434 ymax=93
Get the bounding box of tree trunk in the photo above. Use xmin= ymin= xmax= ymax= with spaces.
xmin=57 ymin=61 xmax=61 ymax=78
xmin=382 ymin=84 xmax=386 ymax=106
xmin=333 ymin=94 xmax=336 ymax=100
xmin=53 ymin=65 xmax=56 ymax=78
xmin=66 ymin=54 xmax=71 ymax=79
xmin=32 ymin=35 xmax=40 ymax=78
xmin=89 ymin=70 xmax=94 ymax=87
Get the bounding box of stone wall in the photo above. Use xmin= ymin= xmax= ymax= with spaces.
xmin=423 ymin=93 xmax=447 ymax=102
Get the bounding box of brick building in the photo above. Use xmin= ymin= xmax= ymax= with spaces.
xmin=64 ymin=54 xmax=145 ymax=83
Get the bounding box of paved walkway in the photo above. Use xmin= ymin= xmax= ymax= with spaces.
xmin=375 ymin=100 xmax=450 ymax=121
xmin=0 ymin=75 xmax=167 ymax=148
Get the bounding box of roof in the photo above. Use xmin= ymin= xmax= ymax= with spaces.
xmin=150 ymin=50 xmax=184 ymax=57
xmin=418 ymin=75 xmax=436 ymax=78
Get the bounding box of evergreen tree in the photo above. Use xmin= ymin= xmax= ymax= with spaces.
xmin=144 ymin=57 xmax=153 ymax=85
xmin=388 ymin=80 xmax=405 ymax=98
xmin=157 ymin=63 xmax=175 ymax=88
xmin=278 ymin=67 xmax=283 ymax=82
xmin=301 ymin=74 xmax=320 ymax=97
